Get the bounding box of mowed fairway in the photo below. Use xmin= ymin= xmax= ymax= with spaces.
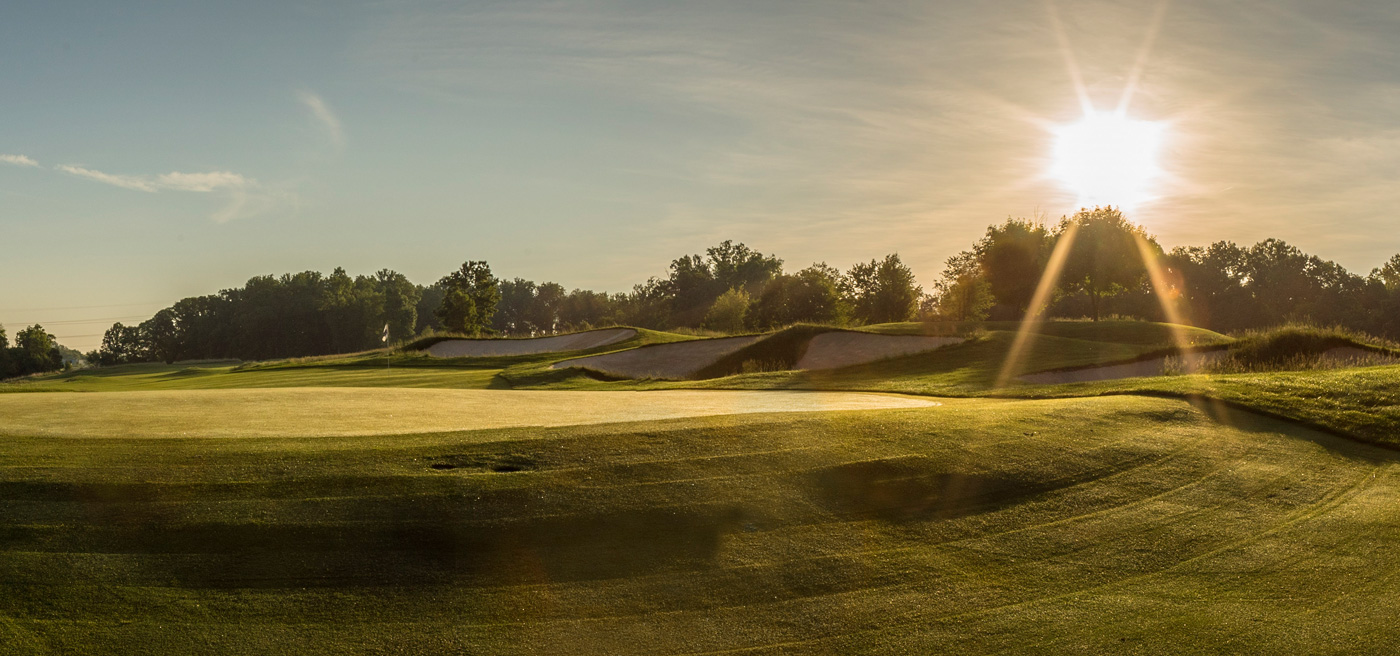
xmin=0 ymin=388 xmax=940 ymax=438
xmin=4 ymin=392 xmax=1400 ymax=654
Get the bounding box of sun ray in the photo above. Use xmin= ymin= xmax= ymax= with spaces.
xmin=1046 ymin=1 xmax=1094 ymax=116
xmin=994 ymin=220 xmax=1080 ymax=388
xmin=1115 ymin=0 xmax=1172 ymax=117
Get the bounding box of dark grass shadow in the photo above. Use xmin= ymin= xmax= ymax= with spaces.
xmin=0 ymin=506 xmax=738 ymax=589
xmin=811 ymin=457 xmax=1054 ymax=523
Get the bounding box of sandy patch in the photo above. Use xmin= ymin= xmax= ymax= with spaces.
xmin=0 ymin=388 xmax=942 ymax=439
xmin=797 ymin=333 xmax=964 ymax=370
xmin=425 ymin=328 xmax=636 ymax=358
xmin=1020 ymin=346 xmax=1399 ymax=385
xmin=551 ymin=335 xmax=762 ymax=380
xmin=1017 ymin=350 xmax=1228 ymax=384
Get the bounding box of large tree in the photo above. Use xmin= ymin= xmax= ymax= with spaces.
xmin=751 ymin=263 xmax=846 ymax=328
xmin=435 ymin=261 xmax=500 ymax=335
xmin=932 ymin=251 xmax=992 ymax=322
xmin=845 ymin=254 xmax=921 ymax=324
xmin=665 ymin=241 xmax=782 ymax=327
xmin=11 ymin=325 xmax=63 ymax=375
xmin=976 ymin=219 xmax=1051 ymax=317
xmin=1055 ymin=207 xmax=1153 ymax=321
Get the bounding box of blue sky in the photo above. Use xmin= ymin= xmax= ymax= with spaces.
xmin=4 ymin=1 xmax=1400 ymax=350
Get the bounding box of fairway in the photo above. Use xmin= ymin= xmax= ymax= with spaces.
xmin=4 ymin=393 xmax=1400 ymax=654
xmin=0 ymin=388 xmax=942 ymax=438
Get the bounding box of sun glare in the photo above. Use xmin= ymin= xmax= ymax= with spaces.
xmin=1051 ymin=111 xmax=1165 ymax=209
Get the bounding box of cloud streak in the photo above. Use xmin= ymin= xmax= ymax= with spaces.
xmin=1 ymin=153 xmax=40 ymax=167
xmin=56 ymin=164 xmax=250 ymax=193
xmin=298 ymin=90 xmax=345 ymax=147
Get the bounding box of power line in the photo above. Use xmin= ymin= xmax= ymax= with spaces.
xmin=1 ymin=315 xmax=150 ymax=326
xmin=0 ymin=301 xmax=167 ymax=313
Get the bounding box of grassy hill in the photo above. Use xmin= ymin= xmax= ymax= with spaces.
xmin=3 ymin=394 xmax=1399 ymax=653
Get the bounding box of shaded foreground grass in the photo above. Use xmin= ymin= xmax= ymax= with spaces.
xmin=4 ymin=395 xmax=1400 ymax=654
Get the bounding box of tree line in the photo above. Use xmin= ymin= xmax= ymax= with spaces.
xmin=88 ymin=241 xmax=922 ymax=365
xmin=928 ymin=207 xmax=1400 ymax=339
xmin=73 ymin=207 xmax=1400 ymax=367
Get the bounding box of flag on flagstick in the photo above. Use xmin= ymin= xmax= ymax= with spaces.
xmin=382 ymin=323 xmax=390 ymax=343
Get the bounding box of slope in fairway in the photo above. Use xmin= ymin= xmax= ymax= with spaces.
xmin=0 ymin=388 xmax=942 ymax=438
xmin=4 ymin=394 xmax=1400 ymax=654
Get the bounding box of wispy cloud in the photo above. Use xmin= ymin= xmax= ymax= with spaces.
xmin=56 ymin=164 xmax=250 ymax=193
xmin=297 ymin=90 xmax=345 ymax=147
xmin=364 ymin=0 xmax=1400 ymax=274
xmin=1 ymin=153 xmax=40 ymax=167
xmin=56 ymin=165 xmax=159 ymax=191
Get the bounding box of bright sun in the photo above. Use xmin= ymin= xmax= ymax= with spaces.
xmin=1051 ymin=111 xmax=1165 ymax=209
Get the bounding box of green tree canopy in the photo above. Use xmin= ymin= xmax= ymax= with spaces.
xmin=1055 ymin=207 xmax=1154 ymax=321
xmin=845 ymin=254 xmax=921 ymax=324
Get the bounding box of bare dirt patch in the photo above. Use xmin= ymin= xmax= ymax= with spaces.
xmin=425 ymin=328 xmax=636 ymax=358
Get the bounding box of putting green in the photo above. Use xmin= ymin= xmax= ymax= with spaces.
xmin=0 ymin=388 xmax=945 ymax=439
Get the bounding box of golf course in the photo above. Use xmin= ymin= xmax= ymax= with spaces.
xmin=4 ymin=320 xmax=1400 ymax=654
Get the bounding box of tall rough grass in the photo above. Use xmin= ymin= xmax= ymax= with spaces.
xmin=1165 ymin=324 xmax=1400 ymax=374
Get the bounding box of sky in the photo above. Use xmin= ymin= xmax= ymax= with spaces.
xmin=3 ymin=0 xmax=1399 ymax=351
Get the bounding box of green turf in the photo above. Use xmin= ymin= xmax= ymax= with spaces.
xmin=3 ymin=395 xmax=1399 ymax=654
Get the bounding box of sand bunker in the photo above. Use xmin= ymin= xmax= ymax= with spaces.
xmin=797 ymin=333 xmax=964 ymax=371
xmin=552 ymin=335 xmax=761 ymax=380
xmin=1018 ymin=350 xmax=1228 ymax=385
xmin=1020 ymin=346 xmax=1399 ymax=385
xmin=0 ymin=388 xmax=943 ymax=439
xmin=426 ymin=328 xmax=635 ymax=358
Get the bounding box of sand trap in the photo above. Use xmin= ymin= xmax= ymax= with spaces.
xmin=797 ymin=333 xmax=964 ymax=370
xmin=425 ymin=328 xmax=635 ymax=358
xmin=1018 ymin=350 xmax=1228 ymax=384
xmin=0 ymin=388 xmax=942 ymax=439
xmin=1020 ymin=346 xmax=1399 ymax=385
xmin=551 ymin=335 xmax=762 ymax=380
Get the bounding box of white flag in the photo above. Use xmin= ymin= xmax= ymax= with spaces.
xmin=382 ymin=323 xmax=390 ymax=343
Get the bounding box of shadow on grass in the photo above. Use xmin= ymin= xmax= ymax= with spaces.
xmin=0 ymin=506 xmax=738 ymax=589
xmin=812 ymin=457 xmax=1050 ymax=523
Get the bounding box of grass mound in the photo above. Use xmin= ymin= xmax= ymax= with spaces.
xmin=691 ymin=324 xmax=838 ymax=379
xmin=1199 ymin=324 xmax=1400 ymax=373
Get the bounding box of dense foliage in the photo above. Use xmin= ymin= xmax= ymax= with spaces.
xmin=927 ymin=207 xmax=1400 ymax=341
xmin=0 ymin=325 xmax=65 ymax=378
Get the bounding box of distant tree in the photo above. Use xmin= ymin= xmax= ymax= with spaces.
xmin=436 ymin=261 xmax=500 ymax=335
xmin=12 ymin=325 xmax=63 ymax=375
xmin=140 ymin=308 xmax=180 ymax=364
xmin=529 ymin=282 xmax=566 ymax=333
xmin=752 ymin=263 xmax=846 ymax=328
xmin=976 ymin=219 xmax=1051 ymax=317
xmin=1373 ymin=254 xmax=1400 ymax=292
xmin=1164 ymin=242 xmax=1251 ymax=330
xmin=1055 ymin=207 xmax=1153 ymax=321
xmin=617 ymin=277 xmax=672 ymax=329
xmin=557 ymin=288 xmax=617 ymax=330
xmin=703 ymin=288 xmax=751 ymax=333
xmin=493 ymin=278 xmax=538 ymax=334
xmin=932 ymin=251 xmax=993 ymax=322
xmin=845 ymin=254 xmax=921 ymax=324
xmin=415 ymin=283 xmax=446 ymax=334
xmin=665 ymin=241 xmax=782 ymax=326
xmin=376 ymin=269 xmax=420 ymax=343
xmin=0 ymin=326 xmax=12 ymax=378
